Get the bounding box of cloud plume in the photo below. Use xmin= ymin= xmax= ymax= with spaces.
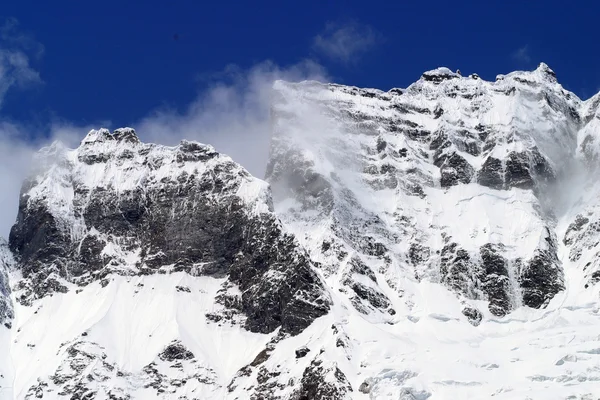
xmin=312 ymin=21 xmax=380 ymax=64
xmin=0 ymin=58 xmax=328 ymax=237
xmin=0 ymin=15 xmax=342 ymax=237
xmin=512 ymin=45 xmax=531 ymax=64
xmin=137 ymin=59 xmax=328 ymax=177
xmin=0 ymin=18 xmax=43 ymax=109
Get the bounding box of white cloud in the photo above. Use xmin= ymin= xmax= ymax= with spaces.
xmin=0 ymin=18 xmax=43 ymax=109
xmin=312 ymin=21 xmax=379 ymax=64
xmin=512 ymin=45 xmax=531 ymax=64
xmin=0 ymin=19 xmax=68 ymax=238
xmin=0 ymin=119 xmax=98 ymax=238
xmin=137 ymin=59 xmax=328 ymax=177
xmin=0 ymin=15 xmax=337 ymax=238
xmin=0 ymin=21 xmax=39 ymax=238
xmin=0 ymin=58 xmax=327 ymax=238
xmin=1 ymin=17 xmax=45 ymax=60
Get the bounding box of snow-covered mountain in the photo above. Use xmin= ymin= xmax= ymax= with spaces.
xmin=2 ymin=63 xmax=600 ymax=399
xmin=268 ymin=64 xmax=584 ymax=321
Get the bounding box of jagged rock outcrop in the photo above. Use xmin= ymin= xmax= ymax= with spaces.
xmin=0 ymin=239 xmax=13 ymax=328
xmin=8 ymin=128 xmax=329 ymax=336
xmin=293 ymin=357 xmax=353 ymax=400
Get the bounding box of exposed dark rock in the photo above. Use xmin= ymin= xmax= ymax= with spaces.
xmin=159 ymin=341 xmax=194 ymax=362
xmin=0 ymin=242 xmax=14 ymax=327
xmin=407 ymin=183 xmax=426 ymax=198
xmin=590 ymin=270 xmax=600 ymax=285
xmin=9 ymin=138 xmax=330 ymax=336
xmin=477 ymin=157 xmax=504 ymax=190
xmin=452 ymin=130 xmax=481 ymax=157
xmin=505 ymin=152 xmax=534 ymax=189
xmin=376 ymin=137 xmax=387 ymax=152
xmin=250 ymin=348 xmax=270 ymax=367
xmin=10 ymin=199 xmax=71 ymax=280
xmin=341 ymin=256 xmax=391 ymax=314
xmin=520 ymin=248 xmax=564 ymax=308
xmin=479 ymin=244 xmax=511 ymax=316
xmin=409 ymin=243 xmax=430 ymax=268
xmin=430 ymin=133 xmax=451 ymax=166
xmin=358 ymin=379 xmax=374 ymax=394
xmin=350 ymin=281 xmax=391 ymax=310
xmin=440 ymin=243 xmax=476 ymax=295
xmin=504 ymin=150 xmax=554 ymax=190
xmin=421 ymin=68 xmax=459 ymax=83
xmin=295 ymin=347 xmax=310 ymax=359
xmin=440 ymin=153 xmax=474 ymax=187
xmin=462 ymin=307 xmax=483 ymax=326
xmin=227 ymin=217 xmax=330 ymax=335
xmin=112 ymin=128 xmax=140 ymax=144
xmin=347 ymin=256 xmax=376 ymax=282
xmin=564 ymin=214 xmax=590 ymax=246
xmin=294 ymin=358 xmax=352 ymax=400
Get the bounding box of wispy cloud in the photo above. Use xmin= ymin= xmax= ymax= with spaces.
xmin=0 ymin=19 xmax=45 ymax=237
xmin=512 ymin=45 xmax=531 ymax=64
xmin=0 ymin=121 xmax=48 ymax=238
xmin=312 ymin=21 xmax=380 ymax=64
xmin=1 ymin=17 xmax=45 ymax=60
xmin=0 ymin=18 xmax=43 ymax=109
xmin=137 ymin=60 xmax=328 ymax=177
xmin=0 ymin=20 xmax=331 ymax=237
xmin=0 ymin=118 xmax=96 ymax=238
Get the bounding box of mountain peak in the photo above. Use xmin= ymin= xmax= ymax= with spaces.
xmin=535 ymin=61 xmax=557 ymax=81
xmin=420 ymin=67 xmax=460 ymax=83
xmin=81 ymin=127 xmax=140 ymax=146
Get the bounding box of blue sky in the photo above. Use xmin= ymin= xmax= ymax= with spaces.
xmin=0 ymin=0 xmax=598 ymax=235
xmin=1 ymin=0 xmax=599 ymax=130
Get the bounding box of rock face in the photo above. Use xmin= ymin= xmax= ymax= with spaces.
xmin=4 ymin=63 xmax=600 ymax=399
xmin=0 ymin=239 xmax=13 ymax=328
xmin=8 ymin=129 xmax=329 ymax=336
xmin=293 ymin=357 xmax=353 ymax=400
xmin=267 ymin=63 xmax=575 ymax=322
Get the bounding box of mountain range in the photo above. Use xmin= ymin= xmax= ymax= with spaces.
xmin=1 ymin=63 xmax=600 ymax=399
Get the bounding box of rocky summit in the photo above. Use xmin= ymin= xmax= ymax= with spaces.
xmin=2 ymin=64 xmax=600 ymax=399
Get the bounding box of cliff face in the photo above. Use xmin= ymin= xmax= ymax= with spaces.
xmin=2 ymin=64 xmax=600 ymax=399
xmin=8 ymin=128 xmax=329 ymax=336
xmin=266 ymin=64 xmax=580 ymax=322
xmin=2 ymin=128 xmax=330 ymax=398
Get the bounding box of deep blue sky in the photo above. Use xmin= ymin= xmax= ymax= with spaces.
xmin=1 ymin=0 xmax=599 ymax=131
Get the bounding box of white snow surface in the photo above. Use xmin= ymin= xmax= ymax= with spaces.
xmin=2 ymin=64 xmax=600 ymax=399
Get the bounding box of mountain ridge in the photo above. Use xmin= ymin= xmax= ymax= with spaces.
xmin=1 ymin=63 xmax=600 ymax=399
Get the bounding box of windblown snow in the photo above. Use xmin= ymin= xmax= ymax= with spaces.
xmin=1 ymin=63 xmax=600 ymax=399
